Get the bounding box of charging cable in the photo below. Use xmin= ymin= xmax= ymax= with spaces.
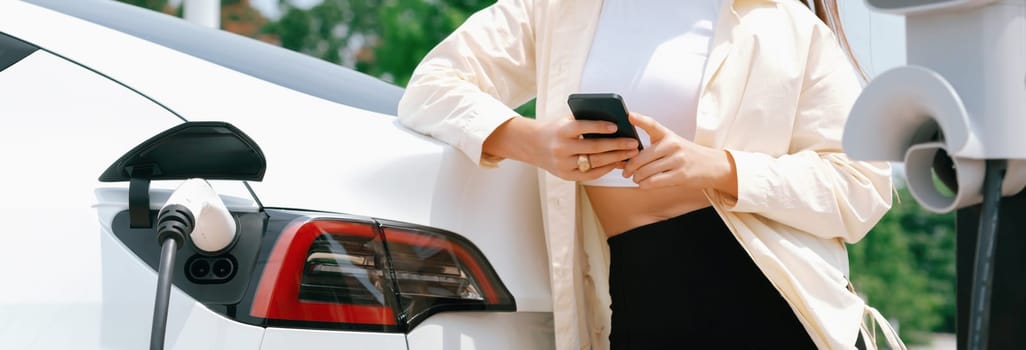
xmin=151 ymin=211 xmax=186 ymax=350
xmin=149 ymin=179 xmax=237 ymax=350
xmin=968 ymin=159 xmax=1007 ymax=350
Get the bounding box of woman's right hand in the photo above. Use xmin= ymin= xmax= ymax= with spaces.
xmin=484 ymin=116 xmax=641 ymax=181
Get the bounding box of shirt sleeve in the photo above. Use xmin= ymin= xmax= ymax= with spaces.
xmin=718 ymin=21 xmax=893 ymax=244
xmin=397 ymin=0 xmax=538 ymax=167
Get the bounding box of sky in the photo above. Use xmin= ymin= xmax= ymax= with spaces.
xmin=241 ymin=0 xmax=908 ymax=78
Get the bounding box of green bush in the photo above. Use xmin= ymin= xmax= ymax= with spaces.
xmin=848 ymin=187 xmax=956 ymax=343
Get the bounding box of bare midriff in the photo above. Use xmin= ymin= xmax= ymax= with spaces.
xmin=585 ymin=185 xmax=712 ymax=237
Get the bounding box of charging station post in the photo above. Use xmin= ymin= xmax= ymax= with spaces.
xmin=845 ymin=1 xmax=1026 ymax=349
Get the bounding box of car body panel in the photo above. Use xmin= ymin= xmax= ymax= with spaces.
xmin=22 ymin=0 xmax=404 ymax=116
xmin=3 ymin=0 xmax=552 ymax=314
xmin=260 ymin=328 xmax=407 ymax=350
xmin=225 ymin=111 xmax=553 ymax=313
xmin=0 ymin=48 xmax=269 ymax=349
xmin=0 ymin=1 xmax=554 ymax=348
xmin=406 ymin=312 xmax=555 ymax=350
xmin=0 ymin=50 xmax=181 ymax=307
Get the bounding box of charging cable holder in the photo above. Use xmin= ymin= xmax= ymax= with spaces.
xmin=128 ymin=164 xmax=157 ymax=228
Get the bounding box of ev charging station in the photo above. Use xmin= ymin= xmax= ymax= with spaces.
xmin=843 ymin=1 xmax=1026 ymax=349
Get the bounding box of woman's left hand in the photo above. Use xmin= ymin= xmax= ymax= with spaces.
xmin=622 ymin=113 xmax=738 ymax=196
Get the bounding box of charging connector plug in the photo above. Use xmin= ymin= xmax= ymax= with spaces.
xmin=149 ymin=179 xmax=237 ymax=350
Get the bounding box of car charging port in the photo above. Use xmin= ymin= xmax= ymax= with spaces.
xmin=212 ymin=258 xmax=234 ymax=279
xmin=185 ymin=255 xmax=237 ymax=283
xmin=188 ymin=258 xmax=211 ymax=279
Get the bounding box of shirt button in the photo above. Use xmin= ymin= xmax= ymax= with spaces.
xmin=555 ymin=198 xmax=565 ymax=208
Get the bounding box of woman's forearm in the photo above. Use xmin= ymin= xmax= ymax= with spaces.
xmin=714 ymin=150 xmax=739 ymax=197
xmin=482 ymin=116 xmax=542 ymax=165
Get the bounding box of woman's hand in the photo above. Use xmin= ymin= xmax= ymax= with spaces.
xmin=483 ymin=116 xmax=640 ymax=182
xmin=529 ymin=116 xmax=640 ymax=181
xmin=622 ymin=113 xmax=738 ymax=196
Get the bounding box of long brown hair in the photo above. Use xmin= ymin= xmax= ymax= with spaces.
xmin=807 ymin=0 xmax=868 ymax=81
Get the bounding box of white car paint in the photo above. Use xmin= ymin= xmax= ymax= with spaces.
xmin=0 ymin=50 xmax=182 ymax=349
xmin=407 ymin=312 xmax=555 ymax=350
xmin=0 ymin=1 xmax=554 ymax=349
xmin=260 ymin=328 xmax=408 ymax=350
xmin=0 ymin=47 xmax=273 ymax=349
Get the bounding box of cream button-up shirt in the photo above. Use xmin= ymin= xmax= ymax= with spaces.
xmin=398 ymin=0 xmax=895 ymax=349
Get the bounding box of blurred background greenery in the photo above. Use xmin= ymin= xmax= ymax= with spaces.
xmin=119 ymin=0 xmax=957 ymax=344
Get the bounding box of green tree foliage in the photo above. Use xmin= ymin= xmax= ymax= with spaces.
xmin=263 ymin=0 xmax=538 ymax=116
xmin=849 ymin=187 xmax=957 ymax=343
xmin=118 ymin=0 xmax=168 ymax=11
xmin=117 ymin=0 xmax=178 ymax=15
xmin=368 ymin=0 xmax=490 ymax=86
xmin=264 ymin=0 xmax=381 ymax=66
xmin=265 ymin=0 xmax=489 ymax=86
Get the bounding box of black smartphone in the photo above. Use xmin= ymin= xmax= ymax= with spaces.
xmin=567 ymin=93 xmax=643 ymax=151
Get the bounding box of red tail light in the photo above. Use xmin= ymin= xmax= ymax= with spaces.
xmin=249 ymin=212 xmax=515 ymax=332
xmin=250 ymin=220 xmax=396 ymax=326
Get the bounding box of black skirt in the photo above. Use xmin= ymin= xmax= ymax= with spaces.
xmin=606 ymin=207 xmax=818 ymax=349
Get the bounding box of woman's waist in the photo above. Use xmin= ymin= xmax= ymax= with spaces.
xmin=583 ymin=185 xmax=711 ymax=237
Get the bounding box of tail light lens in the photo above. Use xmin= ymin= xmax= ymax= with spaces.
xmin=250 ymin=220 xmax=396 ymax=328
xmin=380 ymin=221 xmax=513 ymax=326
xmin=248 ymin=211 xmax=515 ymax=332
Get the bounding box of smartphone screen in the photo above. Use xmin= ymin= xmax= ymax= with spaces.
xmin=567 ymin=93 xmax=643 ymax=150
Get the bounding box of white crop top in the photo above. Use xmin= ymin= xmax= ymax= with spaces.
xmin=579 ymin=0 xmax=720 ymax=187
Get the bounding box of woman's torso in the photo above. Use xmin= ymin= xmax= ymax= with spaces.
xmin=577 ymin=0 xmax=720 ymax=236
xmin=585 ymin=186 xmax=711 ymax=236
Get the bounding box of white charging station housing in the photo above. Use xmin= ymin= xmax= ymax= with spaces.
xmin=865 ymin=0 xmax=998 ymax=15
xmin=844 ymin=0 xmax=1026 ymax=213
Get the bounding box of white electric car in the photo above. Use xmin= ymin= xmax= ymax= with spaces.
xmin=0 ymin=1 xmax=554 ymax=349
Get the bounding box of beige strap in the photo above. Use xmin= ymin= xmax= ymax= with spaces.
xmin=863 ymin=306 xmax=908 ymax=350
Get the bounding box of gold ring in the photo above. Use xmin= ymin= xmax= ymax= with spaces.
xmin=577 ymin=154 xmax=592 ymax=172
